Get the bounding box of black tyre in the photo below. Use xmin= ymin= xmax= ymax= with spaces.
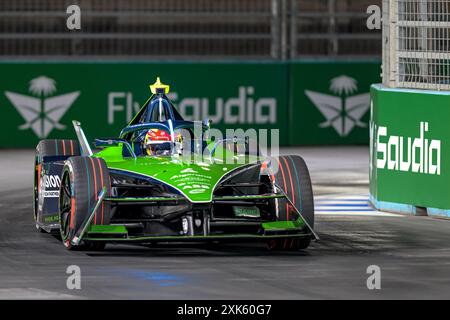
xmin=59 ymin=156 xmax=111 ymax=250
xmin=34 ymin=140 xmax=81 ymax=232
xmin=267 ymin=237 xmax=311 ymax=251
xmin=268 ymin=155 xmax=314 ymax=250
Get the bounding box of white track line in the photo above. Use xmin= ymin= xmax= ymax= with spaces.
xmin=314 ymin=195 xmax=403 ymax=217
xmin=0 ymin=288 xmax=82 ymax=299
xmin=316 ymin=211 xmax=403 ymax=217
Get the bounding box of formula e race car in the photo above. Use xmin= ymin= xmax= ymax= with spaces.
xmin=33 ymin=78 xmax=317 ymax=251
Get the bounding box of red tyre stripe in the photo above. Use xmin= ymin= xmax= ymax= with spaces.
xmin=62 ymin=140 xmax=66 ymax=156
xmin=37 ymin=164 xmax=42 ymax=193
xmin=70 ymin=140 xmax=74 ymax=155
xmin=70 ymin=198 xmax=76 ymax=229
xmin=264 ymin=162 xmax=277 ymax=217
xmin=262 ymin=161 xmax=276 ymax=190
xmin=89 ymin=158 xmax=98 ymax=225
xmin=275 ymin=158 xmax=289 ymax=221
xmin=97 ymin=158 xmax=105 ymax=225
xmin=282 ymin=157 xmax=296 ymax=218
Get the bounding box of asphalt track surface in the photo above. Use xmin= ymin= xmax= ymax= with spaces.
xmin=1 ymin=147 xmax=450 ymax=299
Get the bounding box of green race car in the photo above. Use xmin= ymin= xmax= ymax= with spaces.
xmin=33 ymin=78 xmax=316 ymax=251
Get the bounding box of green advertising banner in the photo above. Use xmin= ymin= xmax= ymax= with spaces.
xmin=0 ymin=61 xmax=381 ymax=148
xmin=370 ymin=85 xmax=450 ymax=211
xmin=289 ymin=61 xmax=381 ymax=145
xmin=0 ymin=62 xmax=288 ymax=148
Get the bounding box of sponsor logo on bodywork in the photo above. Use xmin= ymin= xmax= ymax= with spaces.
xmin=40 ymin=174 xmax=61 ymax=198
xmin=170 ymin=172 xmax=212 ymax=195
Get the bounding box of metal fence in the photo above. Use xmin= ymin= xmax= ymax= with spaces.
xmin=384 ymin=0 xmax=450 ymax=90
xmin=0 ymin=0 xmax=381 ymax=59
xmin=292 ymin=0 xmax=382 ymax=58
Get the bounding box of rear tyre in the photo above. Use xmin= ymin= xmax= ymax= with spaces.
xmin=267 ymin=155 xmax=315 ymax=251
xmin=59 ymin=156 xmax=111 ymax=250
xmin=34 ymin=140 xmax=81 ymax=232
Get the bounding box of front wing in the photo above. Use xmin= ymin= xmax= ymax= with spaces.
xmin=79 ymin=193 xmax=313 ymax=244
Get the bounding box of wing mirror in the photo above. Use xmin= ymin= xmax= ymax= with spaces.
xmin=93 ymin=138 xmax=121 ymax=148
xmin=93 ymin=138 xmax=137 ymax=159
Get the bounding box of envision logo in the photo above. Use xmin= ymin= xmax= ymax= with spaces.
xmin=42 ymin=174 xmax=61 ymax=189
xmin=376 ymin=122 xmax=441 ymax=175
xmin=39 ymin=174 xmax=61 ymax=198
xmin=305 ymin=75 xmax=370 ymax=137
xmin=5 ymin=76 xmax=80 ymax=138
xmin=169 ymin=87 xmax=276 ymax=124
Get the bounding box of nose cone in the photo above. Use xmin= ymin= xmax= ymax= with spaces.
xmin=111 ymin=157 xmax=243 ymax=203
xmin=157 ymin=167 xmax=216 ymax=202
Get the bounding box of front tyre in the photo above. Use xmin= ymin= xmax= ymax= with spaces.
xmin=267 ymin=155 xmax=315 ymax=251
xmin=59 ymin=156 xmax=111 ymax=250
